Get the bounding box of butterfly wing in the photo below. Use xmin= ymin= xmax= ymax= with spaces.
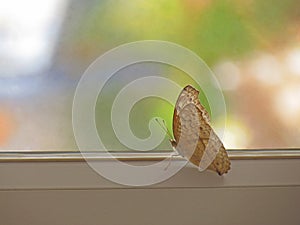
xmin=173 ymin=85 xmax=211 ymax=123
xmin=172 ymin=85 xmax=230 ymax=175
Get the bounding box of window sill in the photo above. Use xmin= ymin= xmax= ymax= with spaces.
xmin=0 ymin=149 xmax=300 ymax=162
xmin=1 ymin=150 xmax=300 ymax=225
xmin=0 ymin=149 xmax=300 ymax=190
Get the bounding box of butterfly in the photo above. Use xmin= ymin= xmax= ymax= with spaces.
xmin=170 ymin=85 xmax=230 ymax=175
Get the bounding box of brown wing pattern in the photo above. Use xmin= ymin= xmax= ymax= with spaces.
xmin=172 ymin=85 xmax=230 ymax=175
xmin=173 ymin=85 xmax=210 ymax=123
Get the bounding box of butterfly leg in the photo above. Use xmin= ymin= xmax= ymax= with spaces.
xmin=164 ymin=152 xmax=181 ymax=171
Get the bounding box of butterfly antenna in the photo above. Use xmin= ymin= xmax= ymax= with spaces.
xmin=162 ymin=119 xmax=173 ymax=139
xmin=155 ymin=118 xmax=173 ymax=139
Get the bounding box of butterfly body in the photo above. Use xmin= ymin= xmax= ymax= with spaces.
xmin=171 ymin=85 xmax=230 ymax=175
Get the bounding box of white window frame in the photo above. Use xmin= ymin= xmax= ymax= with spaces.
xmin=0 ymin=150 xmax=300 ymax=189
xmin=1 ymin=150 xmax=300 ymax=225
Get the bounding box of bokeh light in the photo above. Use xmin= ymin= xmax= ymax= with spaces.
xmin=285 ymin=48 xmax=300 ymax=76
xmin=275 ymin=84 xmax=300 ymax=125
xmin=213 ymin=61 xmax=241 ymax=91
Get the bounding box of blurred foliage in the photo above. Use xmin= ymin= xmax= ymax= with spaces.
xmin=74 ymin=0 xmax=299 ymax=64
xmin=78 ymin=0 xmax=185 ymax=47
xmin=253 ymin=0 xmax=296 ymax=34
xmin=193 ymin=1 xmax=254 ymax=63
xmin=68 ymin=0 xmax=300 ymax=150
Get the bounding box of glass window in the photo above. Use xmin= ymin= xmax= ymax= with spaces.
xmin=1 ymin=0 xmax=300 ymax=152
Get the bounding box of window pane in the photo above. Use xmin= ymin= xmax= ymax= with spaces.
xmin=0 ymin=0 xmax=300 ymax=151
